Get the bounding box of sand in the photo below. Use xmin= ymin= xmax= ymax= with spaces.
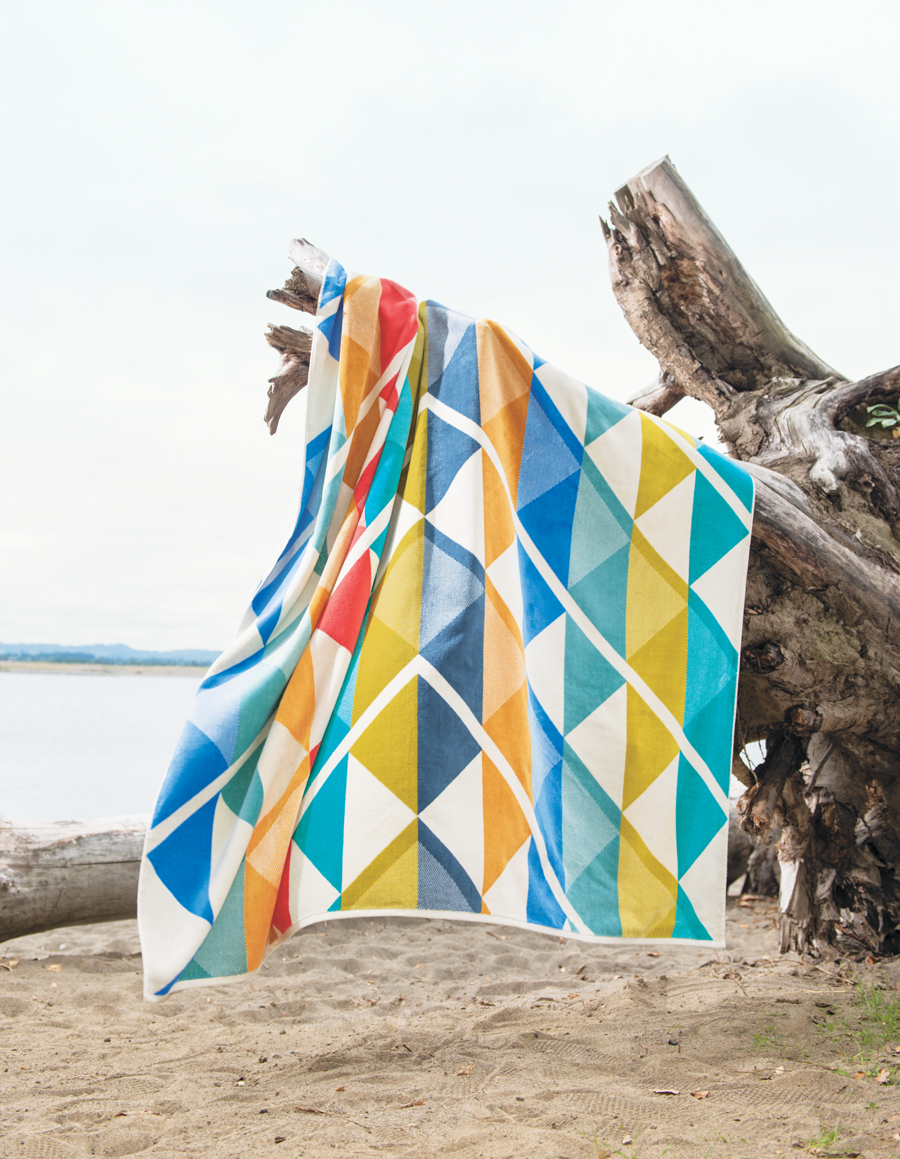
xmin=3 ymin=898 xmax=900 ymax=1158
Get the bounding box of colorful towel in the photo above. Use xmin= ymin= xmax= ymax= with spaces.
xmin=138 ymin=262 xmax=754 ymax=999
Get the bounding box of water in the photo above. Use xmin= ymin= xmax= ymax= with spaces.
xmin=0 ymin=672 xmax=202 ymax=821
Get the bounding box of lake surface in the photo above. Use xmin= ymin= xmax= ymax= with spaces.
xmin=0 ymin=672 xmax=202 ymax=821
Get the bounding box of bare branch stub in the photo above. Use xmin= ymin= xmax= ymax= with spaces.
xmin=264 ymin=240 xmax=332 ymax=433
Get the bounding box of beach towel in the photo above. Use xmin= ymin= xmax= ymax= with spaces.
xmin=138 ymin=262 xmax=754 ymax=1000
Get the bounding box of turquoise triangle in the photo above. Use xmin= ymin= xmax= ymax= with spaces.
xmin=676 ymin=754 xmax=726 ymax=877
xmin=689 ymin=472 xmax=749 ymax=583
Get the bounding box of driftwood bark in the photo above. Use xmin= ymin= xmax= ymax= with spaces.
xmin=263 ymin=239 xmax=328 ymax=433
xmin=602 ymin=156 xmax=900 ymax=958
xmin=0 ymin=817 xmax=146 ymax=942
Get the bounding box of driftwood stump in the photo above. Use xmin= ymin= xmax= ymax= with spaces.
xmin=600 ymin=157 xmax=900 ymax=958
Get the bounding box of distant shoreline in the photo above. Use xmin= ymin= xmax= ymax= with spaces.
xmin=0 ymin=660 xmax=208 ymax=678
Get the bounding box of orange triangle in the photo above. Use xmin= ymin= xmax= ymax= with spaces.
xmin=483 ymin=393 xmax=529 ymax=508
xmin=483 ymin=450 xmax=516 ymax=567
xmin=482 ymin=756 xmax=532 ymax=895
xmin=484 ymin=683 xmax=532 ymax=799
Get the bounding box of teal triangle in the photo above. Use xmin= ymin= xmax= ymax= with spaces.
xmin=567 ymin=471 xmax=631 ymax=586
xmin=683 ymin=680 xmax=738 ymax=793
xmin=671 ymin=883 xmax=712 ymax=940
xmin=182 ymin=859 xmax=248 ymax=981
xmin=584 ymin=386 xmax=631 ymax=444
xmin=676 ymin=754 xmax=726 ymax=877
xmin=220 ymin=748 xmax=264 ymax=823
xmin=698 ymin=443 xmax=754 ymax=513
xmin=689 ymin=471 xmax=749 ymax=583
xmin=568 ymin=841 xmax=622 ymax=937
xmin=684 ymin=590 xmax=735 ymax=731
xmin=569 ymin=541 xmax=630 ymax=657
xmin=563 ymin=615 xmax=626 ymax=734
xmin=561 ymin=754 xmax=619 ymax=888
xmin=294 ymin=758 xmax=347 ymax=890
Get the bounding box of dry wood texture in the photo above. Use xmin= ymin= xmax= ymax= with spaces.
xmin=602 ymin=157 xmax=900 ymax=957
xmin=0 ymin=816 xmax=146 ymax=941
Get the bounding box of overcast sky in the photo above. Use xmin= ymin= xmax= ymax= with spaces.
xmin=3 ymin=0 xmax=900 ymax=652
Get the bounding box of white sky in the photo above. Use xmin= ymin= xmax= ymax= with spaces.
xmin=3 ymin=0 xmax=900 ymax=651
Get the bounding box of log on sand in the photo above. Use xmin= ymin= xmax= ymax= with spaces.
xmin=0 ymin=817 xmax=147 ymax=942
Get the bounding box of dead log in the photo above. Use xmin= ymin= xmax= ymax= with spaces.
xmin=601 ymin=156 xmax=900 ymax=958
xmin=0 ymin=816 xmax=146 ymax=942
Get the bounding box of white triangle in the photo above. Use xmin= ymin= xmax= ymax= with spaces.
xmin=565 ymin=684 xmax=628 ymax=810
xmin=255 ymin=721 xmax=309 ymax=813
xmin=291 ymin=840 xmax=341 ymax=921
xmin=433 ymin=310 xmax=473 ymax=374
xmin=523 ymin=612 xmax=566 ymax=734
xmin=584 ymin=409 xmax=643 ymax=519
xmin=482 ymin=836 xmax=530 ymax=923
xmin=418 ymin=753 xmax=484 ymax=895
xmin=486 ymin=541 xmax=523 ymax=626
xmin=677 ymin=818 xmax=728 ymax=942
xmin=342 ymin=754 xmax=416 ymax=889
xmin=690 ymin=537 xmax=752 ymax=650
xmin=209 ymin=801 xmax=254 ymax=916
xmin=534 ymin=363 xmax=588 ymax=444
xmin=375 ymin=497 xmax=424 ymax=586
xmin=623 ymin=756 xmax=680 ymax=878
xmin=635 ymin=472 xmax=695 ymax=582
xmin=426 ymin=446 xmax=485 ymax=565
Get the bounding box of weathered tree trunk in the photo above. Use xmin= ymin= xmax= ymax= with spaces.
xmin=600 ymin=157 xmax=900 ymax=958
xmin=0 ymin=817 xmax=146 ymax=941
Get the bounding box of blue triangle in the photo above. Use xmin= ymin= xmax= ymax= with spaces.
xmin=417 ymin=679 xmax=481 ymax=811
xmin=426 ymin=309 xmax=480 ymax=423
xmin=518 ymin=470 xmax=580 ymax=587
xmin=146 ymin=795 xmax=217 ymax=923
xmin=517 ymin=541 xmax=564 ymax=646
xmin=294 ymin=758 xmax=347 ymax=890
xmin=421 ymin=591 xmax=485 ymax=722
xmin=676 ymin=754 xmax=727 ymax=877
xmin=152 ymin=721 xmax=229 ymax=826
xmin=526 ymin=838 xmax=567 ymax=930
xmin=563 ymin=615 xmax=626 ymax=734
xmin=517 ymin=387 xmax=582 ymax=511
xmin=418 ymin=823 xmax=481 ymax=913
xmin=671 ymin=884 xmax=713 ymax=940
xmin=425 ymin=409 xmax=481 ymax=513
xmin=689 ymin=472 xmax=750 ymax=583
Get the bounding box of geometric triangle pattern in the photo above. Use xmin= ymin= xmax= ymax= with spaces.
xmin=139 ymin=262 xmax=754 ymax=1001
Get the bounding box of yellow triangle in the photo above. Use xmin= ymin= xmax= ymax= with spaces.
xmin=629 ymin=608 xmax=689 ymax=725
xmin=617 ymin=817 xmax=677 ymax=938
xmin=353 ymin=615 xmax=417 ymax=719
xmin=625 ymin=531 xmax=688 ymax=659
xmin=341 ymin=820 xmax=418 ymax=910
xmin=622 ymin=686 xmax=680 ymax=811
xmin=370 ymin=520 xmax=424 ymax=649
xmin=351 ymin=676 xmax=418 ymax=811
xmin=402 ymin=406 xmax=428 ymax=514
xmin=634 ymin=412 xmax=696 ymax=519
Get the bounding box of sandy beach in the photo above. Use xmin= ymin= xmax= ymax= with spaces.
xmin=2 ymin=898 xmax=900 ymax=1158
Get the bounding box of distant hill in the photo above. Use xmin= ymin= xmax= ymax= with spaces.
xmin=0 ymin=642 xmax=220 ymax=667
